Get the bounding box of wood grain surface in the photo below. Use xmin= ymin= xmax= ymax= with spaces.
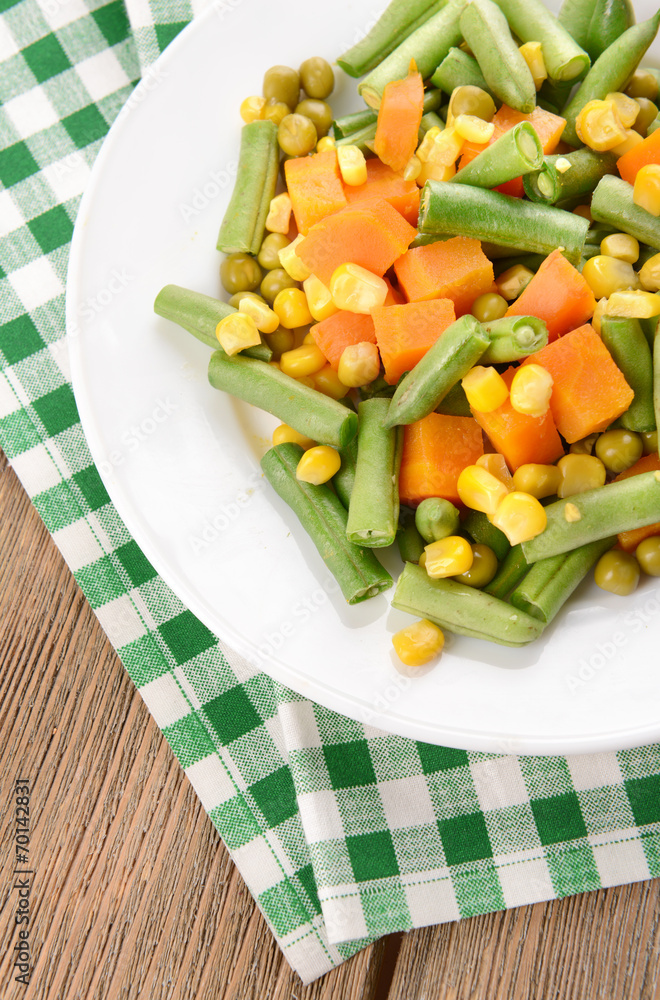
xmin=0 ymin=450 xmax=658 ymax=1000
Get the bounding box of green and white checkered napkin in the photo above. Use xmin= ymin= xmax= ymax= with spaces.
xmin=2 ymin=0 xmax=660 ymax=984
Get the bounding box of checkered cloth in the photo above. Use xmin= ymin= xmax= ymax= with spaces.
xmin=1 ymin=0 xmax=659 ymax=985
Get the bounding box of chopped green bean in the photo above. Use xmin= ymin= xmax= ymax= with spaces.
xmin=208 ymin=351 xmax=357 ymax=450
xmin=484 ymin=544 xmax=529 ymax=598
xmin=333 ymin=88 xmax=442 ymax=139
xmin=419 ymin=111 xmax=445 ymax=138
xmin=397 ymin=506 xmax=426 ymax=564
xmin=591 ymin=175 xmax=660 ymax=251
xmin=333 ymin=437 xmax=358 ymax=510
xmin=492 ymin=254 xmax=545 ymax=277
xmin=480 ymin=315 xmax=549 ymax=364
xmin=334 ymin=121 xmax=377 ymax=155
xmin=337 ymin=0 xmax=447 ymax=78
xmin=499 ymin=0 xmax=590 ymax=81
xmin=431 ymin=47 xmax=492 ymax=96
xmin=346 ymin=398 xmax=403 ymax=548
xmin=558 ymin=0 xmax=635 ymax=63
xmin=385 ymin=315 xmax=490 ymax=427
xmin=654 ymin=328 xmax=660 ymax=451
xmin=459 ymin=0 xmax=536 ymax=114
xmin=462 ymin=509 xmax=511 ymax=562
xmin=217 ymin=120 xmax=279 ymax=255
xmin=419 ymin=180 xmax=589 ymax=265
xmin=510 ymin=537 xmax=615 ymax=623
xmin=261 ymin=444 xmax=392 ymax=604
xmin=451 ymin=122 xmax=543 ymax=190
xmin=522 ymin=471 xmax=660 ymax=562
xmin=436 ymin=380 xmax=471 ymax=417
xmin=524 ymin=148 xmax=618 ymax=205
xmin=393 ymin=563 xmax=545 ymax=646
xmin=154 ymin=284 xmax=271 ymax=362
xmin=601 ymin=317 xmax=656 ymax=433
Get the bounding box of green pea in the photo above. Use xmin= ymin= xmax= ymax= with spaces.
xmin=415 ymin=497 xmax=460 ymax=543
xmin=263 ymin=65 xmax=300 ymax=109
xmin=265 ymin=327 xmax=295 ymax=359
xmin=220 ymin=252 xmax=262 ymax=295
xmin=633 ymin=97 xmax=659 ymax=136
xmin=594 ymin=549 xmax=640 ymax=595
xmin=594 ymin=429 xmax=643 ymax=473
xmin=299 ymin=57 xmax=334 ymax=100
xmin=278 ymin=114 xmax=318 ymax=156
xmin=228 ymin=290 xmax=267 ymax=308
xmin=454 ymin=544 xmax=498 ymax=589
xmin=626 ymin=69 xmax=659 ymax=102
xmin=260 ymin=267 xmax=298 ymax=304
xmin=471 ymin=292 xmax=508 ymax=322
xmin=294 ymin=100 xmax=334 ymax=139
xmin=642 ymin=430 xmax=658 ymax=454
xmin=636 ymin=536 xmax=660 ymax=576
xmin=258 ymin=233 xmax=290 ymax=270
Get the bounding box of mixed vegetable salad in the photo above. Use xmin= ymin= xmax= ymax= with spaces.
xmin=155 ymin=0 xmax=660 ymax=670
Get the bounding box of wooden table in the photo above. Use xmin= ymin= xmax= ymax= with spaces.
xmin=1 ymin=450 xmax=659 ymax=1000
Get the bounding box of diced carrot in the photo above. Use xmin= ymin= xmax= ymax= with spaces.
xmin=310 ymin=311 xmax=377 ymax=369
xmin=521 ymin=323 xmax=634 ymax=443
xmin=505 ymin=249 xmax=596 ymax=342
xmin=471 ymin=367 xmax=564 ymax=471
xmin=399 ymin=413 xmax=485 ymax=507
xmin=371 ymin=298 xmax=457 ymax=384
xmin=614 ymin=453 xmax=660 ymax=551
xmin=343 ymin=158 xmax=420 ymax=225
xmin=617 ymin=127 xmax=660 ymax=185
xmin=284 ymin=150 xmax=347 ymax=235
xmin=458 ymin=104 xmax=566 ymax=198
xmin=373 ymin=60 xmax=425 ymax=173
xmin=384 ymin=276 xmax=405 ymax=305
xmin=296 ymin=197 xmax=417 ymax=286
xmin=393 ymin=236 xmax=495 ymax=315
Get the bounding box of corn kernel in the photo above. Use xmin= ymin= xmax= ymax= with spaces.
xmin=273 ymin=287 xmax=314 ymax=329
xmin=215 ymin=313 xmax=261 ymax=355
xmin=296 ymin=445 xmax=341 ymax=485
xmin=611 ymin=129 xmax=644 ymax=156
xmin=454 ymin=114 xmax=495 ymax=143
xmin=476 ymin=452 xmax=513 ymax=488
xmin=569 ymin=433 xmax=598 ymax=455
xmin=555 ymin=157 xmax=572 ymax=173
xmin=519 ymin=41 xmax=547 ymax=90
xmin=591 ymin=295 xmax=609 ymax=335
xmin=496 ymin=264 xmax=534 ymax=301
xmin=581 ymin=255 xmax=639 ymax=298
xmin=265 ymin=192 xmax=292 ymax=234
xmin=418 ymin=550 xmax=427 ymax=568
xmin=509 ymin=364 xmax=554 ymax=418
xmin=272 ymin=423 xmax=316 ymax=449
xmin=491 ymin=492 xmax=547 ymax=545
xmin=556 ymin=453 xmax=606 ymax=497
xmin=403 ymin=155 xmax=422 ymax=181
xmin=600 ymin=233 xmax=640 ymax=263
xmin=303 ymin=330 xmax=317 ymax=344
xmin=313 ymin=364 xmax=350 ymax=399
xmin=278 ymin=234 xmax=311 ymax=281
xmin=417 ymin=125 xmax=464 ymax=166
xmin=240 ymin=95 xmax=266 ymax=123
xmin=424 ymin=536 xmax=474 ymax=578
xmin=576 ymin=99 xmax=627 ymax=151
xmin=564 ymin=502 xmax=581 ymax=522
xmin=633 ymin=163 xmax=660 ymax=215
xmin=238 ymin=296 xmax=280 ymax=333
xmin=338 ymin=341 xmax=381 ymax=387
xmin=337 ymin=144 xmax=368 ymax=186
xmin=462 ymin=365 xmax=509 ymax=412
xmin=605 ymin=92 xmax=640 ymax=128
xmin=416 ymin=126 xmax=442 ymax=161
xmin=296 ymin=375 xmax=316 ymax=388
xmin=303 ymin=273 xmax=338 ymax=321
xmin=457 ymin=465 xmax=509 ymax=516
xmin=392 ymin=619 xmax=444 ymax=667
xmin=512 ymin=463 xmax=561 ymax=499
xmin=316 ymin=135 xmax=336 ymax=152
xmin=330 ymin=263 xmax=388 ymax=314
xmin=416 ymin=159 xmax=456 ymax=186
xmin=639 ymin=252 xmax=660 ymax=291
xmin=279 ymin=343 xmax=326 ymax=378
xmin=606 ymin=288 xmax=660 ymax=317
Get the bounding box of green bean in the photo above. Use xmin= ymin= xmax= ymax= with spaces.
xmin=154 ymin=284 xmax=272 ymax=362
xmin=397 ymin=506 xmax=426 ymax=564
xmin=415 ymin=498 xmax=460 ymax=543
xmin=332 ymin=88 xmax=442 ymax=139
xmin=431 ymin=47 xmax=492 ymax=96
xmin=639 ymin=316 xmax=659 ymax=349
xmin=261 ymin=444 xmax=392 ymax=604
xmin=559 ymin=0 xmax=635 ymax=63
xmin=346 ymin=399 xmax=403 ymax=548
xmin=600 ymin=317 xmax=656 ymax=433
xmin=418 ymin=180 xmax=589 ymax=266
xmin=333 ymin=437 xmax=358 ymax=510
xmin=523 ymin=148 xmax=618 ymax=205
xmin=419 ymin=111 xmax=445 ymax=138
xmin=654 ymin=328 xmax=660 ymax=451
xmin=451 ymin=122 xmax=543 ymax=190
xmin=522 ymin=471 xmax=660 ymax=562
xmin=385 ymin=315 xmax=490 ymax=428
xmin=480 ymin=315 xmax=549 ymax=364
xmin=492 ymin=254 xmax=545 ymax=277
xmin=217 ymin=120 xmax=279 ymax=255
xmin=335 ymin=121 xmax=377 ymax=155
xmin=337 ymin=0 xmax=447 ymax=78
xmin=483 ymin=544 xmax=529 ymax=598
xmin=393 ymin=563 xmax=545 ymax=646
xmin=561 ymin=12 xmax=660 ymax=147
xmin=459 ymin=0 xmax=536 ymax=114
xmin=647 ymin=113 xmax=660 ymax=136
xmin=462 ymin=509 xmax=511 ymax=562
xmin=208 ymin=351 xmax=357 ymax=450
xmin=497 ymin=0 xmax=590 ymax=82
xmin=510 ymin=537 xmax=615 ymax=623
xmin=358 ymin=0 xmax=468 ymax=109
xmin=435 ymin=380 xmax=471 ymax=417
xmin=537 ymin=77 xmax=575 ymax=114
xmin=591 ymin=174 xmax=660 ymax=251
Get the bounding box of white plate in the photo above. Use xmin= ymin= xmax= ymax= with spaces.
xmin=68 ymin=0 xmax=660 ymax=755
